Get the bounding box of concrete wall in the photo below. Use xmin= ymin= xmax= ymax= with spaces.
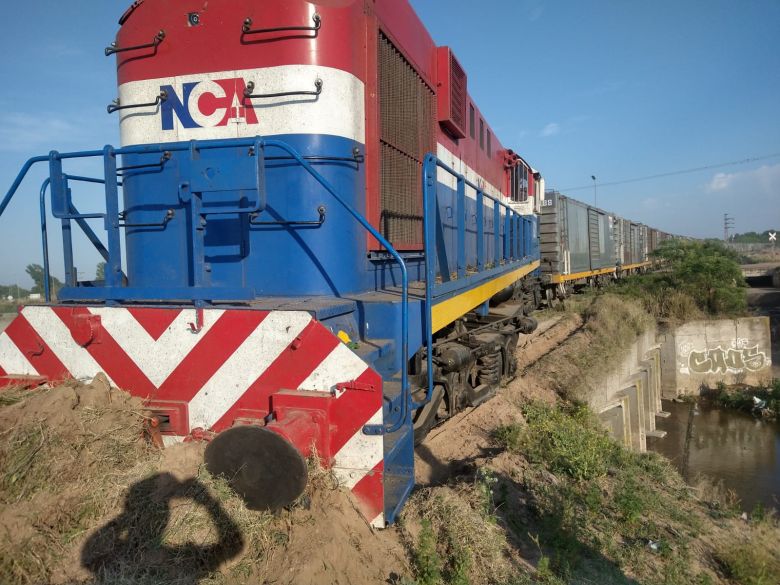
xmin=592 ymin=327 xmax=665 ymax=452
xmin=660 ymin=317 xmax=773 ymax=397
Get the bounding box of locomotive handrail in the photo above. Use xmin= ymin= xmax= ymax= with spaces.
xmin=420 ymin=153 xmax=528 ymax=409
xmin=0 ymin=137 xmax=411 ymax=435
xmin=260 ymin=139 xmax=410 ymax=436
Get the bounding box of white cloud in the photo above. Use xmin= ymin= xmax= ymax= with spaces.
xmin=705 ymin=163 xmax=780 ymax=193
xmin=540 ymin=122 xmax=560 ymax=137
xmin=706 ymin=172 xmax=732 ymax=192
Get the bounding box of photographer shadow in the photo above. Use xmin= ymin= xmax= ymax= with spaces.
xmin=81 ymin=472 xmax=244 ymax=584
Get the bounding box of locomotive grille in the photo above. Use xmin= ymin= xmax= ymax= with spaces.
xmin=448 ymin=53 xmax=466 ymax=132
xmin=378 ymin=32 xmax=435 ymax=246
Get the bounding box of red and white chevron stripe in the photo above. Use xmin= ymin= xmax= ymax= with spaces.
xmin=0 ymin=305 xmax=385 ymax=527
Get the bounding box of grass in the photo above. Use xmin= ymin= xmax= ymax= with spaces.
xmin=493 ymin=402 xmax=736 ymax=585
xmin=0 ymin=382 xmax=292 ymax=585
xmin=702 ymin=380 xmax=780 ymax=420
xmin=402 ymin=481 xmax=513 ymax=585
xmin=529 ymin=293 xmax=653 ymax=403
xmin=613 ymin=239 xmax=748 ymax=320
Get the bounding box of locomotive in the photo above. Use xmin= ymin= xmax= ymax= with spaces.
xmin=0 ymin=0 xmax=666 ymax=527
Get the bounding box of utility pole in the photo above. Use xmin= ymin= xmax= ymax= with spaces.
xmin=591 ymin=175 xmax=597 ymax=208
xmin=723 ymin=213 xmax=734 ymax=242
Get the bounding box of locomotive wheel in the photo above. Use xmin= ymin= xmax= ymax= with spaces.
xmin=204 ymin=425 xmax=308 ymax=511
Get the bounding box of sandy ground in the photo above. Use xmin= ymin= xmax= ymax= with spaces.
xmin=414 ymin=314 xmax=576 ymax=486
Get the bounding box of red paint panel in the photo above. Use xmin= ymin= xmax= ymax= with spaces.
xmin=155 ymin=310 xmax=268 ymax=403
xmin=4 ymin=314 xmax=69 ymax=381
xmin=115 ymin=0 xmax=366 ymax=84
xmin=126 ymin=308 xmax=181 ymax=341
xmin=51 ymin=307 xmax=157 ymax=398
xmin=351 ymin=460 xmax=385 ymax=522
xmin=373 ymin=0 xmax=437 ymax=88
xmin=209 ymin=320 xmax=339 ymax=432
xmin=327 ymin=368 xmax=382 ymax=456
xmin=0 ymin=364 xmax=6 ymax=376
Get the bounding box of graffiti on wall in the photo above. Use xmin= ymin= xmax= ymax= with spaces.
xmin=678 ymin=338 xmax=770 ymax=375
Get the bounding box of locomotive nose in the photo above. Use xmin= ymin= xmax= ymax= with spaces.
xmin=204 ymin=425 xmax=308 ymax=511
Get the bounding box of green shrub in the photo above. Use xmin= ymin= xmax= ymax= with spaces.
xmin=615 ymin=239 xmax=747 ymax=319
xmin=501 ymin=404 xmax=619 ymax=481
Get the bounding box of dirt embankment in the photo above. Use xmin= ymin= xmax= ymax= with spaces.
xmin=0 ymin=377 xmax=409 ymax=585
xmin=1 ymin=294 xmax=778 ymax=585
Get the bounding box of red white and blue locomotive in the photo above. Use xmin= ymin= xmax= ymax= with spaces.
xmin=0 ymin=0 xmax=622 ymax=527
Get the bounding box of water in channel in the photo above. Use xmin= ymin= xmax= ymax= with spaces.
xmin=648 ymin=399 xmax=780 ymax=512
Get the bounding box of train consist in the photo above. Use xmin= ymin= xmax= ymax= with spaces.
xmin=0 ymin=0 xmax=670 ymax=527
xmin=537 ymin=190 xmax=670 ymax=301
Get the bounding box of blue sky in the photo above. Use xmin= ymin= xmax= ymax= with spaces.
xmin=0 ymin=0 xmax=778 ymax=287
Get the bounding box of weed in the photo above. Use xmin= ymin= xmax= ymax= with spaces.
xmin=403 ymin=485 xmax=510 ymax=585
xmin=506 ymin=403 xmax=619 ymax=481
xmin=414 ymin=519 xmax=443 ymax=585
xmin=717 ymin=541 xmax=780 ymax=585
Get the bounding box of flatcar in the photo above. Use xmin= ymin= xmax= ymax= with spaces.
xmin=0 ymin=0 xmax=543 ymax=527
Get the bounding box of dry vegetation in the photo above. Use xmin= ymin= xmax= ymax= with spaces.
xmin=0 ymin=376 xmax=408 ymax=585
xmin=527 ymin=294 xmax=652 ymax=403
xmin=1 ymin=291 xmax=778 ymax=584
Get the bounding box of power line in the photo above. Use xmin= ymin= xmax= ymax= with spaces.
xmin=556 ymin=152 xmax=780 ymax=192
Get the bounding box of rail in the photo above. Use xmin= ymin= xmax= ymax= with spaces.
xmin=0 ymin=137 xmax=410 ymax=435
xmin=419 ymin=153 xmax=533 ymax=409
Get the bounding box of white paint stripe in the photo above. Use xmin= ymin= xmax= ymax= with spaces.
xmin=161 ymin=435 xmax=185 ymax=447
xmin=370 ymin=513 xmax=386 ymax=529
xmin=188 ymin=311 xmax=312 ymax=430
xmin=297 ymin=343 xmax=368 ymax=393
xmin=21 ymin=307 xmax=115 ymax=384
xmin=0 ymin=331 xmax=39 ymax=376
xmin=88 ymin=308 xmax=224 ymax=387
xmin=436 ymin=142 xmax=505 ymax=202
xmin=332 ymin=407 xmax=384 ymax=490
xmin=119 ymin=65 xmax=365 ymax=146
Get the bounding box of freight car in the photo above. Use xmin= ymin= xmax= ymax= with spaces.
xmin=539 ymin=190 xmax=669 ymax=299
xmin=0 ymin=0 xmax=543 ymax=527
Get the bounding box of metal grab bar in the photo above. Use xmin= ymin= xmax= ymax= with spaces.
xmin=243 ymin=79 xmax=322 ymax=101
xmin=242 ymin=13 xmax=321 ymax=35
xmin=105 ymin=30 xmax=165 ymax=56
xmin=108 ymin=90 xmax=168 ymax=114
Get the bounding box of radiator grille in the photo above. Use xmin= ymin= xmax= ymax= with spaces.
xmin=449 ymin=53 xmax=466 ymax=132
xmin=378 ymin=32 xmax=435 ymax=246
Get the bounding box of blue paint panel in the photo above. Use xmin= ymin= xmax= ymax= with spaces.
xmin=120 ymin=135 xmax=369 ymax=296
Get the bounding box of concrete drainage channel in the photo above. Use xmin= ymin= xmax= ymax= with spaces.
xmin=593 ymin=316 xmax=773 ymax=452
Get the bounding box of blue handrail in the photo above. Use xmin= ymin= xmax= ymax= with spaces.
xmin=420 ymin=153 xmax=527 ymax=409
xmin=0 ymin=137 xmax=410 ymax=435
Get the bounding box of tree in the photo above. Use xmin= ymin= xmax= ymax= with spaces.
xmin=96 ymin=261 xmax=106 ymax=281
xmin=25 ymin=264 xmax=63 ymax=296
xmin=650 ymin=240 xmax=746 ymax=315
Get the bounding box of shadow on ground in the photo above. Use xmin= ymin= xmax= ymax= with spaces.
xmin=81 ymin=473 xmax=243 ymax=585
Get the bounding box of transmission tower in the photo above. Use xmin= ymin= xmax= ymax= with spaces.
xmin=723 ymin=213 xmax=735 ymax=242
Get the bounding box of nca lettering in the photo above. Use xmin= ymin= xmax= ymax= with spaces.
xmin=161 ymin=78 xmax=258 ymax=130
